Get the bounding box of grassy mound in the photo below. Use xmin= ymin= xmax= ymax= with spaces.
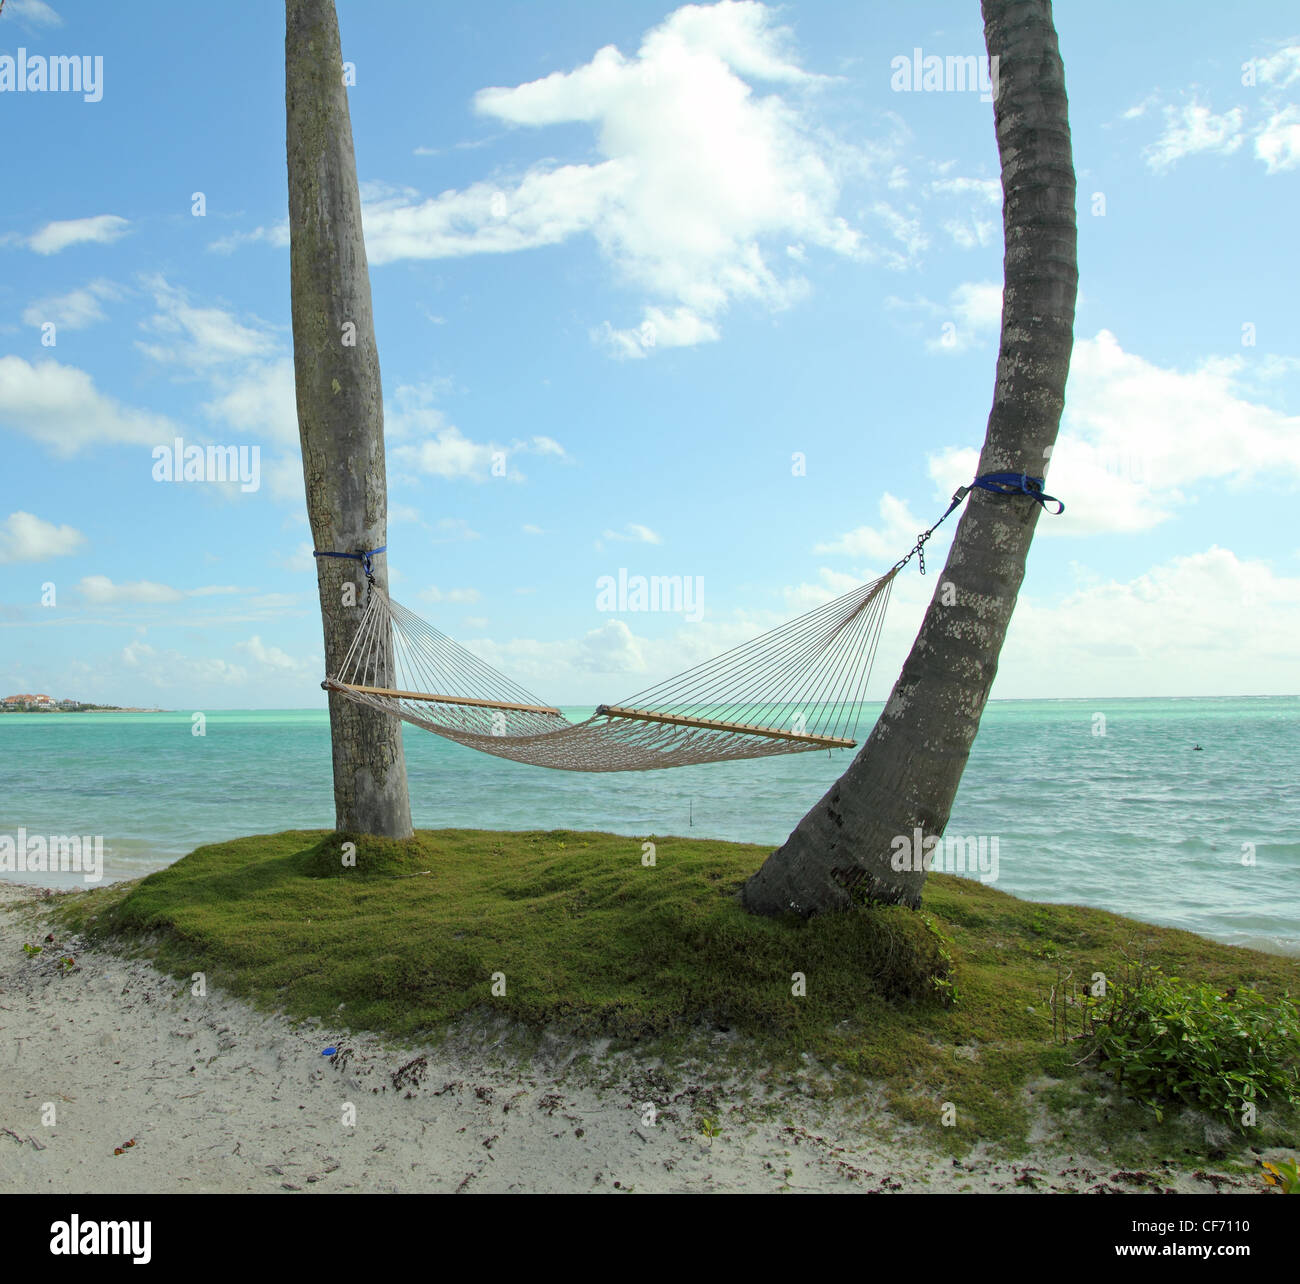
xmin=296 ymin=831 xmax=438 ymax=880
xmin=53 ymin=828 xmax=1300 ymax=1160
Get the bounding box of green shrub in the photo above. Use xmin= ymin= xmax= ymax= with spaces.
xmin=1070 ymin=964 xmax=1300 ymax=1125
xmin=1262 ymin=1156 xmax=1300 ymax=1193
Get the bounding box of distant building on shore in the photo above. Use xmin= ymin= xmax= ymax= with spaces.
xmin=0 ymin=694 xmax=163 ymax=712
xmin=3 ymin=693 xmax=86 ymax=710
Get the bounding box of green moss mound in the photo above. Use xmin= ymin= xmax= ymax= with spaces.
xmin=52 ymin=827 xmax=1300 ymax=1160
xmin=296 ymin=831 xmax=435 ymax=879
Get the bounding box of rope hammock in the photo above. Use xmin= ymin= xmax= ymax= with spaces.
xmin=325 ymin=571 xmax=895 ymax=772
xmin=318 ymin=473 xmax=1062 ymax=773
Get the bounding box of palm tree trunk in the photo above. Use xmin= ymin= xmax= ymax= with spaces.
xmin=285 ymin=0 xmax=412 ymax=837
xmin=742 ymin=0 xmax=1076 ymax=916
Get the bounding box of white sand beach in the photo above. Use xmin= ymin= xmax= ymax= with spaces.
xmin=0 ymin=881 xmax=1273 ymax=1195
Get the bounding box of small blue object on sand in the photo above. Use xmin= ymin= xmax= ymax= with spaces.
xmin=322 ymin=1046 xmax=337 ymax=1056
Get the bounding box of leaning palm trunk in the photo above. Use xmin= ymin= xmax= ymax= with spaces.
xmin=742 ymin=0 xmax=1076 ymax=915
xmin=285 ymin=0 xmax=413 ymax=837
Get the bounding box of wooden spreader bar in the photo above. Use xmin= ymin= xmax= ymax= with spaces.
xmin=596 ymin=704 xmax=855 ymax=749
xmin=326 ymin=681 xmax=855 ymax=748
xmin=327 ymin=681 xmax=561 ymax=717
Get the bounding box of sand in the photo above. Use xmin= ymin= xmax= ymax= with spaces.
xmin=0 ymin=881 xmax=1272 ymax=1194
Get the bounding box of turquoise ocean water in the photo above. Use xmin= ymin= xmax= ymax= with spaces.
xmin=2 ymin=696 xmax=1297 ymax=955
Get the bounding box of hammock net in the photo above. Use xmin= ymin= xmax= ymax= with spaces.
xmin=323 ymin=569 xmax=898 ymax=772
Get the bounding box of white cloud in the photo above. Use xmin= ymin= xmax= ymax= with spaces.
xmin=1252 ymin=354 xmax=1300 ymax=380
xmin=388 ymin=503 xmax=424 ymax=526
xmin=388 ymin=384 xmax=565 ymax=483
xmin=925 ymin=330 xmax=1300 ymax=537
xmin=420 ymin=585 xmax=481 ymax=604
xmin=5 ymin=0 xmax=63 ymax=27
xmin=1002 ymin=548 xmax=1300 ymax=696
xmin=117 ymin=639 xmax=249 ymax=689
xmin=26 ymin=215 xmax=129 ymax=255
xmin=471 ymin=617 xmax=655 ymax=690
xmin=602 ymin=523 xmax=662 ymax=545
xmin=578 ymin=618 xmax=647 ymax=674
xmin=1252 ymin=46 xmax=1300 ymax=89
xmin=128 ymin=281 xmax=303 ymax=500
xmin=926 ymin=175 xmax=1000 ymax=250
xmin=136 ymin=276 xmax=277 ymax=368
xmin=1060 ymin=332 xmax=1299 ymax=526
xmin=120 ymin=639 xmax=156 ymax=666
xmin=275 ymin=541 xmax=317 ymax=576
xmin=637 ymin=0 xmax=813 ymax=83
xmin=781 ymin=567 xmax=866 ymax=613
xmin=950 ymin=281 xmax=1002 ymax=328
xmin=887 ymin=280 xmax=1002 ymax=354
xmin=76 ymin=576 xmax=243 ymax=605
xmin=411 ymin=135 xmax=499 ymax=158
xmin=208 ymin=222 xmax=291 ymax=254
xmin=814 ymin=494 xmax=922 ymax=562
xmin=941 ymin=216 xmax=997 ymax=249
xmin=362 ymin=164 xmax=624 ymax=264
xmin=202 ymin=357 xmax=298 ymax=446
xmin=0 ymin=511 xmax=85 ymax=564
xmin=430 ymin=517 xmax=480 ymax=543
xmin=236 ymin=635 xmax=305 ymax=672
xmin=263 ymin=454 xmax=307 ymax=506
xmin=78 ymin=576 xmax=185 ymax=604
xmin=1255 ymin=105 xmax=1300 ymax=173
xmin=1133 ymin=54 xmax=1300 ymax=175
xmin=928 ymin=176 xmax=1001 ymax=204
xmin=0 ymin=355 xmax=178 ymax=456
xmin=1145 ymin=101 xmax=1245 ymax=171
xmin=1122 ymin=94 xmax=1158 ymax=121
xmin=392 ymin=421 xmax=497 ymax=479
xmin=463 ymin=584 xmax=908 ymax=703
xmin=867 ymin=201 xmax=927 ymax=264
xmin=352 ymin=1 xmax=887 ymax=350
xmin=185 ymin=585 xmax=242 ymax=598
xmin=22 ymin=279 xmax=120 ymax=330
xmin=598 ymin=305 xmax=721 ymax=358
xmin=781 ymin=546 xmax=1300 ymax=700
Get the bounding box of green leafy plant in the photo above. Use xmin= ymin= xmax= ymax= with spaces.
xmin=1062 ymin=963 xmax=1300 ymax=1126
xmin=920 ymin=914 xmax=958 ymax=1006
xmin=21 ymin=943 xmax=43 ymax=956
xmin=1261 ymin=1156 xmax=1300 ymax=1193
xmin=698 ymin=1115 xmax=722 ymax=1144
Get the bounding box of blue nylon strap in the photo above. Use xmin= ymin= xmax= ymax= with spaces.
xmin=969 ymin=472 xmax=1064 ymax=514
xmin=312 ymin=545 xmax=387 ymax=576
xmin=895 ymin=469 xmax=1064 ymax=574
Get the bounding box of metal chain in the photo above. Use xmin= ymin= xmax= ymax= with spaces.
xmin=892 ymin=486 xmax=969 ymax=576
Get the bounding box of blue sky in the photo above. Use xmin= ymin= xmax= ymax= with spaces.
xmin=1 ymin=0 xmax=1297 ymax=708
